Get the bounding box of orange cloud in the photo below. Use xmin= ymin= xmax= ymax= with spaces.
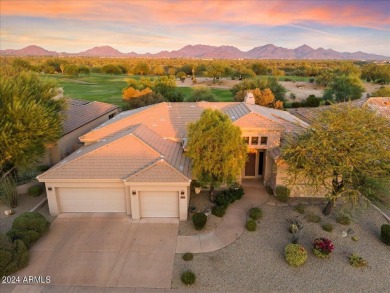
xmin=1 ymin=0 xmax=389 ymax=29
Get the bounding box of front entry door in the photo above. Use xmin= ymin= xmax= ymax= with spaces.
xmin=245 ymin=153 xmax=256 ymax=176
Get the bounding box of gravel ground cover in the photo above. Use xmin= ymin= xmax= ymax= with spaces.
xmin=172 ymin=203 xmax=390 ymax=292
xmin=179 ymin=190 xmax=221 ymax=236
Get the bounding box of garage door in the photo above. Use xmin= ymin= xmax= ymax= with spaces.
xmin=140 ymin=191 xmax=179 ymax=218
xmin=58 ymin=187 xmax=126 ymax=212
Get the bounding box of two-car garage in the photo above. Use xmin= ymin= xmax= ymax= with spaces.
xmin=46 ymin=184 xmax=187 ymax=220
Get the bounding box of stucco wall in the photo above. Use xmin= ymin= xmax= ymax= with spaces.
xmin=274 ymin=161 xmax=327 ymax=198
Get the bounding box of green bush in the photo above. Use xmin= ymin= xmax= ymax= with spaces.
xmin=246 ymin=220 xmax=257 ymax=231
xmin=182 ymin=252 xmax=194 ymax=261
xmin=181 ymin=270 xmax=196 ymax=285
xmin=212 ymin=205 xmax=226 ymax=217
xmin=275 ymin=185 xmax=290 ymax=202
xmin=192 ymin=213 xmax=207 ymax=230
xmin=322 ymin=223 xmax=333 ymax=232
xmin=381 ymin=224 xmax=390 ymax=245
xmin=215 ymin=186 xmax=244 ymax=207
xmin=0 ymin=233 xmax=29 ymax=278
xmin=28 ymin=185 xmax=43 ymax=197
xmin=305 ymin=213 xmax=321 ymax=223
xmin=12 ymin=212 xmax=50 ymax=234
xmin=349 ymin=254 xmax=367 ymax=267
xmin=249 ymin=207 xmax=262 ymax=220
xmin=265 ymin=185 xmax=274 ymax=195
xmin=285 ymin=244 xmax=307 ymax=267
xmin=7 ymin=212 xmax=50 ymax=248
xmin=336 ymin=216 xmax=350 ymax=225
xmin=295 ymin=204 xmax=305 ymax=214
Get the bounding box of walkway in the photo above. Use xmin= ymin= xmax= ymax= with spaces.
xmin=176 ymin=179 xmax=269 ymax=253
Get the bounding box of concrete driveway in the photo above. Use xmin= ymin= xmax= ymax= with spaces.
xmin=14 ymin=213 xmax=179 ymax=289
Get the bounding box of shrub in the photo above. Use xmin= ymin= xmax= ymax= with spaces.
xmin=284 ymin=244 xmax=307 ymax=267
xmin=265 ymin=185 xmax=274 ymax=195
xmin=275 ymin=185 xmax=290 ymax=202
xmin=7 ymin=212 xmax=50 ymax=248
xmin=215 ymin=186 xmax=244 ymax=207
xmin=192 ymin=213 xmax=207 ymax=230
xmin=313 ymin=238 xmax=334 ymax=258
xmin=249 ymin=207 xmax=262 ymax=220
xmin=295 ymin=204 xmax=305 ymax=214
xmin=336 ymin=216 xmax=351 ymax=225
xmin=212 ymin=205 xmax=226 ymax=218
xmin=182 ymin=252 xmax=193 ymax=261
xmin=305 ymin=213 xmax=321 ymax=223
xmin=28 ymin=185 xmax=43 ymax=197
xmin=246 ymin=220 xmax=257 ymax=231
xmin=381 ymin=224 xmax=390 ymax=245
xmin=0 ymin=175 xmax=18 ymax=208
xmin=309 ymin=77 xmax=315 ymax=83
xmin=0 ymin=233 xmax=29 ymax=278
xmin=181 ymin=270 xmax=196 ymax=285
xmin=322 ymin=223 xmax=333 ymax=232
xmin=349 ymin=254 xmax=367 ymax=267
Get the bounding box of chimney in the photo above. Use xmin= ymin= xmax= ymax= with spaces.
xmin=244 ymin=92 xmax=255 ymax=105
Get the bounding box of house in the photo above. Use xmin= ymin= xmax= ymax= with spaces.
xmin=41 ymin=98 xmax=119 ymax=166
xmin=37 ymin=101 xmax=308 ymax=220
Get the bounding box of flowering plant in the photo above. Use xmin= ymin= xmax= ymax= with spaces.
xmin=313 ymin=237 xmax=334 ymax=258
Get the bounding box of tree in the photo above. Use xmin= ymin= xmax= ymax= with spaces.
xmin=253 ymin=88 xmax=275 ymax=107
xmin=63 ymin=64 xmax=79 ymax=76
xmin=371 ymin=86 xmax=390 ymax=97
xmin=207 ymin=62 xmax=226 ymax=83
xmin=282 ymin=104 xmax=390 ymax=215
xmin=187 ymin=86 xmax=216 ymax=102
xmin=323 ymin=75 xmax=365 ymax=102
xmin=122 ymin=87 xmax=153 ymax=100
xmin=133 ymin=62 xmax=150 ymax=75
xmin=101 ymin=64 xmax=121 ymax=75
xmin=0 ymin=71 xmax=65 ymax=179
xmin=186 ymin=109 xmax=247 ymax=199
xmin=315 ymin=70 xmax=334 ymax=87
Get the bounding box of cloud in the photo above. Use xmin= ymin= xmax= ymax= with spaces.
xmin=1 ymin=0 xmax=389 ymax=29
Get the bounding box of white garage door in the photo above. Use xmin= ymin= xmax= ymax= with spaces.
xmin=140 ymin=191 xmax=179 ymax=218
xmin=58 ymin=187 xmax=126 ymax=212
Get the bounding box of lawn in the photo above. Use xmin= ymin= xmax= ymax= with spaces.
xmin=43 ymin=74 xmax=128 ymax=107
xmin=44 ymin=74 xmax=234 ymax=107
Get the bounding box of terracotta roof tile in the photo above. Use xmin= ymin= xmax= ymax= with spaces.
xmin=125 ymin=160 xmax=190 ymax=182
xmin=365 ymin=97 xmax=390 ymax=120
xmin=63 ymin=99 xmax=118 ymax=135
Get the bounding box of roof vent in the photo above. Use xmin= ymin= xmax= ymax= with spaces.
xmin=179 ymin=165 xmax=184 ymax=171
xmin=181 ymin=138 xmax=188 ymax=152
xmin=190 ymin=105 xmax=195 ymax=108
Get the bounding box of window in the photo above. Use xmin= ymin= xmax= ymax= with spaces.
xmin=251 ymin=137 xmax=259 ymax=145
xmin=108 ymin=113 xmax=115 ymax=119
xmin=261 ymin=137 xmax=268 ymax=145
xmin=243 ymin=137 xmax=249 ymax=144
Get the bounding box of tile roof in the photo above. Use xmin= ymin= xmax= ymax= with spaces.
xmin=365 ymin=97 xmax=390 ymax=120
xmin=80 ymin=102 xmax=306 ymax=143
xmin=234 ymin=112 xmax=285 ymax=130
xmin=38 ymin=124 xmax=191 ymax=181
xmin=125 ymin=160 xmax=190 ymax=182
xmin=287 ymin=98 xmax=367 ymax=125
xmin=63 ymin=99 xmax=118 ymax=135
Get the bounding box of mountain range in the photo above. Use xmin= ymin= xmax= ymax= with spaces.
xmin=1 ymin=44 xmax=388 ymax=60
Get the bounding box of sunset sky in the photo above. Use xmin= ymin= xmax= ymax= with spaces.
xmin=1 ymin=0 xmax=389 ymax=55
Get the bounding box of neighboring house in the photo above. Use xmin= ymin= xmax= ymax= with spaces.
xmin=37 ymin=100 xmax=308 ymax=220
xmin=41 ymin=98 xmax=119 ymax=166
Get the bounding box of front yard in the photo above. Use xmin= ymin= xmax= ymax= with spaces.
xmin=172 ymin=202 xmax=390 ymax=292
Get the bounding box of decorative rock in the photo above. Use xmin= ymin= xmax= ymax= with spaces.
xmin=352 ymin=236 xmax=359 ymax=241
xmin=5 ymin=209 xmax=15 ymax=216
xmin=347 ymin=228 xmax=355 ymax=235
xmin=342 ymin=231 xmax=348 ymax=238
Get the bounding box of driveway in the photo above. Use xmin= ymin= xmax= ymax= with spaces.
xmin=14 ymin=213 xmax=179 ymax=289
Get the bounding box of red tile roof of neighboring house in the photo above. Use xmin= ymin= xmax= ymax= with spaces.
xmin=365 ymin=97 xmax=390 ymax=120
xmin=63 ymin=99 xmax=118 ymax=135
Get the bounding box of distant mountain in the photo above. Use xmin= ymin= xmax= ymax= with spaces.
xmin=1 ymin=44 xmax=388 ymax=60
xmin=77 ymin=46 xmax=126 ymax=57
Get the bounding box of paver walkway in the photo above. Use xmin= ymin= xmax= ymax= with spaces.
xmin=176 ymin=179 xmax=269 ymax=253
